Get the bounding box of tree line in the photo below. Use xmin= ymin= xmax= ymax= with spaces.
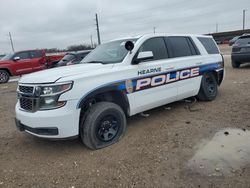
xmin=45 ymin=43 xmax=97 ymax=53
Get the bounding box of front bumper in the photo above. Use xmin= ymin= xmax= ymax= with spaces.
xmin=15 ymin=119 xmax=59 ymax=136
xmin=15 ymin=100 xmax=81 ymax=139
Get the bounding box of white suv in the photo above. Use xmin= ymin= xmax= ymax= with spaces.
xmin=15 ymin=34 xmax=224 ymax=150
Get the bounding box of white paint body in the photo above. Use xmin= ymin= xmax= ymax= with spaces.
xmin=15 ymin=34 xmax=224 ymax=138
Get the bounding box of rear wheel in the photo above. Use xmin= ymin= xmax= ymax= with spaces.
xmin=232 ymin=60 xmax=240 ymax=68
xmin=197 ymin=72 xmax=218 ymax=101
xmin=80 ymin=102 xmax=127 ymax=150
xmin=0 ymin=70 xmax=10 ymax=83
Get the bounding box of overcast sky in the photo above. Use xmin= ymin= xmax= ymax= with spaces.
xmin=0 ymin=0 xmax=249 ymax=53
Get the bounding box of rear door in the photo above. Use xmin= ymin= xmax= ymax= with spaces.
xmin=30 ymin=50 xmax=46 ymax=72
xmin=12 ymin=51 xmax=33 ymax=75
xmin=127 ymin=37 xmax=178 ymax=115
xmin=165 ymin=36 xmax=203 ymax=100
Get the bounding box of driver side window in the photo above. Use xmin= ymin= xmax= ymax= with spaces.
xmin=138 ymin=37 xmax=168 ymax=61
xmin=14 ymin=52 xmax=30 ymax=60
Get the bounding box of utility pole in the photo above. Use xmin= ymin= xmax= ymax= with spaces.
xmin=153 ymin=27 xmax=156 ymax=34
xmin=243 ymin=9 xmax=247 ymax=30
xmin=9 ymin=32 xmax=15 ymax=52
xmin=216 ymin=23 xmax=218 ymax=33
xmin=90 ymin=35 xmax=93 ymax=48
xmin=95 ymin=13 xmax=101 ymax=45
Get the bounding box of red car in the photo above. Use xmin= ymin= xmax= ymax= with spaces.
xmin=0 ymin=49 xmax=64 ymax=83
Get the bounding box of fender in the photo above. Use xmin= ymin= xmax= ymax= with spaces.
xmin=0 ymin=63 xmax=13 ymax=76
xmin=77 ymin=84 xmax=130 ymax=114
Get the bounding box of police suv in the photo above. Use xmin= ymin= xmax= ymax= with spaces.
xmin=15 ymin=34 xmax=224 ymax=150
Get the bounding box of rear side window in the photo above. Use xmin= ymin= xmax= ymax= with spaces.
xmin=167 ymin=37 xmax=198 ymax=58
xmin=198 ymin=37 xmax=219 ymax=54
xmin=30 ymin=50 xmax=43 ymax=58
xmin=138 ymin=37 xmax=168 ymax=61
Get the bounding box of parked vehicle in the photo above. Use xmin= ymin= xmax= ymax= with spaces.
xmin=0 ymin=49 xmax=64 ymax=83
xmin=231 ymin=35 xmax=250 ymax=68
xmin=229 ymin=36 xmax=240 ymax=46
xmin=15 ymin=34 xmax=224 ymax=150
xmin=56 ymin=50 xmax=91 ymax=67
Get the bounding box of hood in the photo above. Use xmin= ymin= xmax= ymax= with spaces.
xmin=0 ymin=60 xmax=12 ymax=65
xmin=19 ymin=63 xmax=113 ymax=84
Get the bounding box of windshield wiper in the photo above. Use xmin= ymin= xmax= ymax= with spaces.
xmin=84 ymin=61 xmax=104 ymax=64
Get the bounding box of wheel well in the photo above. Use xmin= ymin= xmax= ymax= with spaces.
xmin=0 ymin=68 xmax=12 ymax=76
xmin=211 ymin=70 xmax=223 ymax=85
xmin=79 ymin=90 xmax=129 ymax=130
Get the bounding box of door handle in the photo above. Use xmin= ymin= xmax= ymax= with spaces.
xmin=165 ymin=66 xmax=175 ymax=71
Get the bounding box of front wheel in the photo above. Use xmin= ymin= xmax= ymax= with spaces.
xmin=80 ymin=102 xmax=127 ymax=150
xmin=0 ymin=70 xmax=10 ymax=83
xmin=197 ymin=72 xmax=218 ymax=101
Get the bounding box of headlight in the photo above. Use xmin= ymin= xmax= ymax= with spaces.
xmin=38 ymin=81 xmax=73 ymax=110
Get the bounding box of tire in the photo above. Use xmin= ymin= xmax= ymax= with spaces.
xmin=80 ymin=102 xmax=127 ymax=150
xmin=197 ymin=72 xmax=218 ymax=101
xmin=0 ymin=70 xmax=10 ymax=83
xmin=232 ymin=60 xmax=240 ymax=68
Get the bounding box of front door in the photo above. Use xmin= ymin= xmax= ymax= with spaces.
xmin=127 ymin=37 xmax=178 ymax=115
xmin=13 ymin=51 xmax=32 ymax=75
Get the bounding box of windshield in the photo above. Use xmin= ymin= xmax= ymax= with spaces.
xmin=235 ymin=36 xmax=250 ymax=45
xmin=61 ymin=54 xmax=76 ymax=62
xmin=82 ymin=38 xmax=138 ymax=64
xmin=1 ymin=53 xmax=13 ymax=61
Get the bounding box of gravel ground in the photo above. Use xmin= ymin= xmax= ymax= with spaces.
xmin=0 ymin=46 xmax=250 ymax=188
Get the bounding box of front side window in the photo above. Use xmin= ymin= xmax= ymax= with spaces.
xmin=138 ymin=37 xmax=168 ymax=61
xmin=82 ymin=38 xmax=138 ymax=64
xmin=14 ymin=52 xmax=30 ymax=60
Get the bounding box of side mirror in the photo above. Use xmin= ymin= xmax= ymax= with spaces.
xmin=13 ymin=56 xmax=20 ymax=61
xmin=125 ymin=41 xmax=134 ymax=52
xmin=133 ymin=51 xmax=154 ymax=64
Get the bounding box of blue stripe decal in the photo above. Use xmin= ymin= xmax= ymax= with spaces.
xmin=76 ymin=62 xmax=223 ymax=108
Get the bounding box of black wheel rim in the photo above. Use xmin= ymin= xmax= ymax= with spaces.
xmin=96 ymin=115 xmax=119 ymax=142
xmin=0 ymin=72 xmax=7 ymax=82
xmin=205 ymin=76 xmax=216 ymax=95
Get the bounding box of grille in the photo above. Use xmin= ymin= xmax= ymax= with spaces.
xmin=20 ymin=97 xmax=33 ymax=111
xmin=19 ymin=85 xmax=34 ymax=94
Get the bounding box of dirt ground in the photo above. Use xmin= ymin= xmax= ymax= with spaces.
xmin=1 ymin=45 xmax=250 ymax=188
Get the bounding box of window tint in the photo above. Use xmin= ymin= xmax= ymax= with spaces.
xmin=168 ymin=37 xmax=195 ymax=58
xmin=15 ymin=52 xmax=30 ymax=60
xmin=30 ymin=50 xmax=43 ymax=58
xmin=235 ymin=36 xmax=250 ymax=45
xmin=138 ymin=37 xmax=168 ymax=61
xmin=198 ymin=37 xmax=219 ymax=54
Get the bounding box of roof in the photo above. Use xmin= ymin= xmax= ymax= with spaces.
xmin=108 ymin=33 xmax=211 ymax=43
